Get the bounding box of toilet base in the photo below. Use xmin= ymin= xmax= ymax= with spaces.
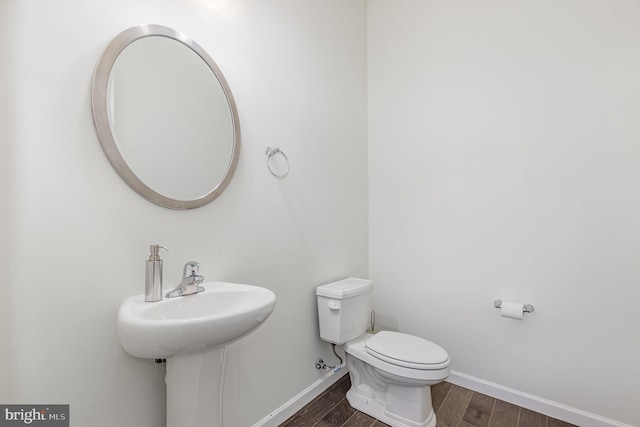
xmin=345 ymin=355 xmax=437 ymax=427
xmin=346 ymin=387 xmax=436 ymax=427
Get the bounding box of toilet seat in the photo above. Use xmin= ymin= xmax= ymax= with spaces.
xmin=345 ymin=333 xmax=450 ymax=384
xmin=365 ymin=331 xmax=450 ymax=370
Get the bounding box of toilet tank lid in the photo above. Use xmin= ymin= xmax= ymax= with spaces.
xmin=316 ymin=278 xmax=373 ymax=299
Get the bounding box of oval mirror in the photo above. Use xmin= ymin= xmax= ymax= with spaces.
xmin=91 ymin=25 xmax=240 ymax=209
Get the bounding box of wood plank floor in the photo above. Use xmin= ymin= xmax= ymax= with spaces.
xmin=280 ymin=374 xmax=577 ymax=427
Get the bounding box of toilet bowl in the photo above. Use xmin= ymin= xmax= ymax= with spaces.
xmin=344 ymin=332 xmax=450 ymax=427
xmin=316 ymin=278 xmax=450 ymax=427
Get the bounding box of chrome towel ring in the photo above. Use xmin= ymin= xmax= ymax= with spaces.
xmin=265 ymin=147 xmax=289 ymax=179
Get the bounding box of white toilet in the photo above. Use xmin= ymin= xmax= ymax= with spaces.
xmin=316 ymin=278 xmax=450 ymax=427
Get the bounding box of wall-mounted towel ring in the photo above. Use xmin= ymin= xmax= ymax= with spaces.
xmin=265 ymin=147 xmax=289 ymax=179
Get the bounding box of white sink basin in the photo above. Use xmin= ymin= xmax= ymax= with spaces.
xmin=117 ymin=281 xmax=276 ymax=359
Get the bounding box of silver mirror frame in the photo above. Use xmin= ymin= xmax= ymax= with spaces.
xmin=91 ymin=24 xmax=241 ymax=209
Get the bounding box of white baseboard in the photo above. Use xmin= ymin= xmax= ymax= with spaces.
xmin=448 ymin=371 xmax=633 ymax=427
xmin=252 ymin=366 xmax=348 ymax=427
xmin=252 ymin=367 xmax=632 ymax=427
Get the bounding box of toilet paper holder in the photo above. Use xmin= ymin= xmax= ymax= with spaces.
xmin=493 ymin=299 xmax=534 ymax=314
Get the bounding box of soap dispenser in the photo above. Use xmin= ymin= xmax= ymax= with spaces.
xmin=145 ymin=244 xmax=167 ymax=302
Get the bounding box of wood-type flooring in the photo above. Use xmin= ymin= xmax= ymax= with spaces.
xmin=280 ymin=374 xmax=577 ymax=427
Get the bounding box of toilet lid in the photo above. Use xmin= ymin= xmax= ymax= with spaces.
xmin=365 ymin=331 xmax=449 ymax=370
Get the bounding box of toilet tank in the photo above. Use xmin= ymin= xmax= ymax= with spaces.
xmin=316 ymin=278 xmax=373 ymax=344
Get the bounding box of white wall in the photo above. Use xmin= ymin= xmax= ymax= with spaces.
xmin=368 ymin=1 xmax=640 ymax=425
xmin=0 ymin=0 xmax=13 ymax=394
xmin=1 ymin=1 xmax=367 ymax=426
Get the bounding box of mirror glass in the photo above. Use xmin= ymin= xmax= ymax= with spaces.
xmin=91 ymin=25 xmax=240 ymax=209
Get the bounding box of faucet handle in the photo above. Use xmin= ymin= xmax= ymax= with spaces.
xmin=183 ymin=261 xmax=201 ymax=277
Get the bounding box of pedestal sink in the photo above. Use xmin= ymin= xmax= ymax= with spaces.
xmin=117 ymin=281 xmax=276 ymax=427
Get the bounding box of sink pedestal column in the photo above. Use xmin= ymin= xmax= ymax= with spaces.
xmin=165 ymin=346 xmax=225 ymax=427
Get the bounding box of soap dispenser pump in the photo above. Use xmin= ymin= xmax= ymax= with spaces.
xmin=145 ymin=244 xmax=167 ymax=302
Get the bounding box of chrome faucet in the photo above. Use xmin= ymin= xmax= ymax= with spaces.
xmin=166 ymin=261 xmax=205 ymax=298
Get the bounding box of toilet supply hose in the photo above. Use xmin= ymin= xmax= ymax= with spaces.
xmin=331 ymin=343 xmax=343 ymax=367
xmin=315 ymin=344 xmax=344 ymax=372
